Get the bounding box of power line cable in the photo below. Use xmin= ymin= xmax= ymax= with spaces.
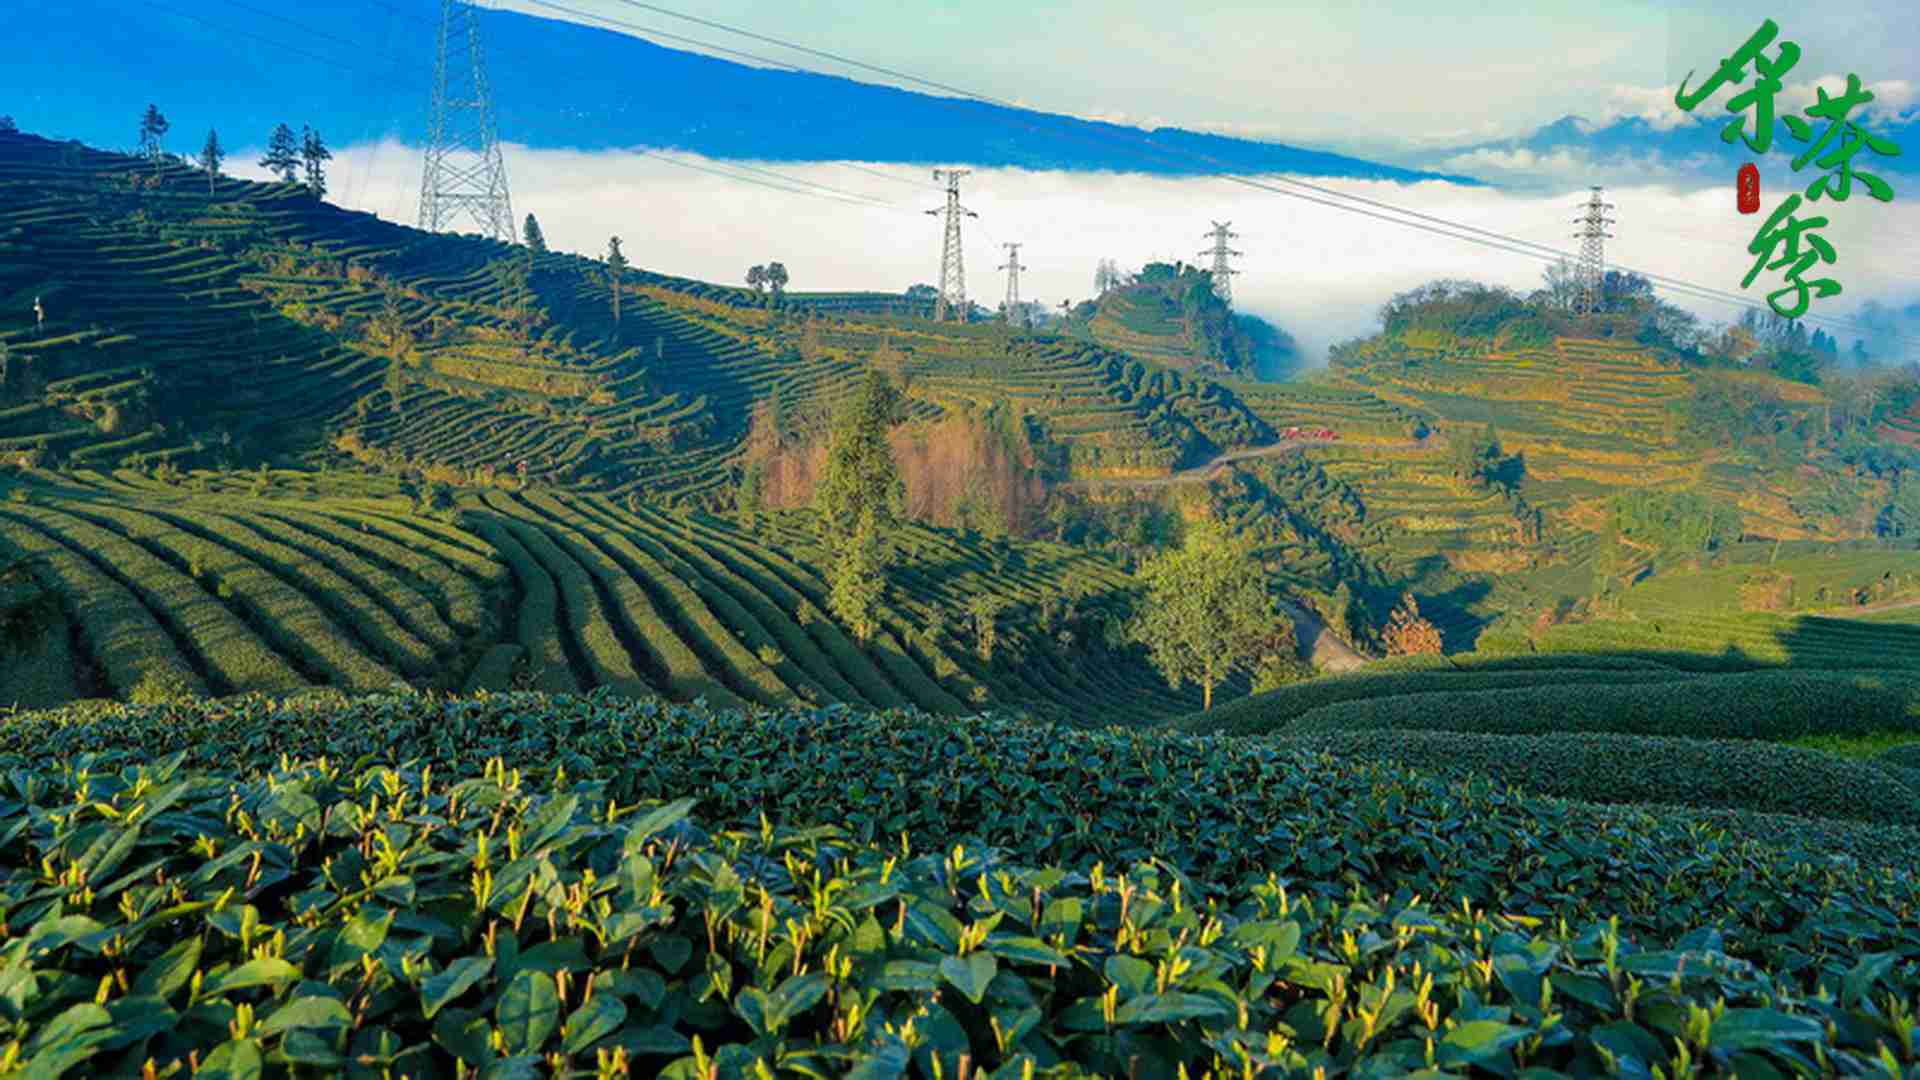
xmin=676 ymin=156 xmax=909 ymax=209
xmin=631 ymin=148 xmax=914 ymax=212
xmin=137 ymin=0 xmax=424 ymax=87
xmin=512 ymin=0 xmax=940 ymax=202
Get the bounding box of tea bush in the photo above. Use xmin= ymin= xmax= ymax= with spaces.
xmin=1273 ymin=670 xmax=1920 ymax=741
xmin=1181 ymin=665 xmax=1696 ymax=736
xmin=0 ymin=752 xmax=1917 ymax=1077
xmin=1276 ymin=728 xmax=1920 ymax=826
xmin=3 ymin=692 xmax=1919 ymax=964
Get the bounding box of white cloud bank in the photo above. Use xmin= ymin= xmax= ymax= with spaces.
xmin=237 ymin=141 xmax=1920 ymax=366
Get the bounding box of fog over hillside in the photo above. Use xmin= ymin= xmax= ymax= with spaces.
xmin=275 ymin=139 xmax=1920 ymax=369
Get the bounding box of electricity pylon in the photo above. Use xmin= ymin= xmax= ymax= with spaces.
xmin=418 ymin=0 xmax=515 ymax=243
xmin=1571 ymin=187 xmax=1615 ymax=317
xmin=1199 ymin=221 xmax=1241 ymax=305
xmin=999 ymin=242 xmax=1026 ymax=322
xmin=926 ymin=168 xmax=976 ymax=322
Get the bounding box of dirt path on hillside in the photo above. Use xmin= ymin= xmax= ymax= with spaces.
xmin=1279 ymin=599 xmax=1372 ymax=673
xmin=1810 ymin=595 xmax=1920 ymax=618
xmin=1062 ymin=438 xmax=1433 ymax=491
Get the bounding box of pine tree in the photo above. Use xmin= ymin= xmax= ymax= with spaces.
xmin=814 ymin=368 xmax=905 ymax=541
xmin=521 ymin=213 xmax=547 ymax=253
xmin=199 ymin=129 xmax=224 ymax=194
xmin=604 ymin=237 xmax=628 ymax=324
xmin=829 ymin=510 xmax=887 ymax=644
xmin=300 ymin=126 xmax=331 ymax=198
xmin=260 ymin=124 xmax=300 ymax=183
xmin=0 ymin=116 xmax=17 ymax=133
xmin=138 ymin=104 xmax=170 ymax=165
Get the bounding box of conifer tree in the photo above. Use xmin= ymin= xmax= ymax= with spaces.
xmin=138 ymin=104 xmax=170 ymax=165
xmin=300 ymin=126 xmax=331 ymax=198
xmin=259 ymin=124 xmax=300 ymax=183
xmin=829 ymin=509 xmax=887 ymax=644
xmin=522 ymin=213 xmax=547 ymax=253
xmin=814 ymin=368 xmax=905 ymax=541
xmin=199 ymin=129 xmax=224 ymax=194
xmin=0 ymin=116 xmax=17 ymax=133
xmin=604 ymin=237 xmax=628 ymax=324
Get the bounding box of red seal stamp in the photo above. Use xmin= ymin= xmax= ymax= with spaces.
xmin=1738 ymin=163 xmax=1760 ymax=214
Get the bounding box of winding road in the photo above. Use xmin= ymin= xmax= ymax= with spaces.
xmin=1061 ymin=437 xmax=1434 ymax=491
xmin=1278 ymin=599 xmax=1372 ymax=673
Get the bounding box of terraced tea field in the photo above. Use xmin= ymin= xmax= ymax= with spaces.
xmin=1226 ymin=375 xmax=1426 ymax=442
xmin=0 ymin=131 xmax=1339 ymax=504
xmin=0 ymin=471 xmax=1197 ymax=720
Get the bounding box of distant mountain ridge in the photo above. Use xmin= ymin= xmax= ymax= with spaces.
xmin=1411 ymin=110 xmax=1920 ymax=191
xmin=5 ymin=1 xmax=1477 ymax=184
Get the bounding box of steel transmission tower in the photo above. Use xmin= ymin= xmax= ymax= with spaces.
xmin=925 ymin=168 xmax=976 ymax=321
xmin=1570 ymin=187 xmax=1615 ymax=317
xmin=1199 ymin=221 xmax=1241 ymax=305
xmin=418 ymin=0 xmax=515 ymax=243
xmin=998 ymin=242 xmax=1026 ymax=321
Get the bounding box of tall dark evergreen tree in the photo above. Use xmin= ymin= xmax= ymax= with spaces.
xmin=521 ymin=213 xmax=548 ymax=253
xmin=300 ymin=126 xmax=331 ymax=198
xmin=0 ymin=116 xmax=17 ymax=133
xmin=199 ymin=129 xmax=224 ymax=194
xmin=138 ymin=104 xmax=171 ymax=174
xmin=259 ymin=124 xmax=300 ymax=183
xmin=138 ymin=104 xmax=170 ymax=169
xmin=604 ymin=236 xmax=628 ymax=325
xmin=814 ymin=367 xmax=905 ymax=541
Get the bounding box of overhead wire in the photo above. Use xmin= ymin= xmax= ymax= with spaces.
xmin=512 ymin=0 xmax=943 ymax=199
xmin=631 ymin=149 xmax=915 ymax=212
xmin=137 ymin=0 xmax=423 ymax=87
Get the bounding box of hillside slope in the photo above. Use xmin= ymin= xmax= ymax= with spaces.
xmin=1082 ymin=261 xmax=1301 ymax=379
xmin=0 ymin=131 xmax=1299 ymax=502
xmin=0 ymin=467 xmax=1207 ymax=719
